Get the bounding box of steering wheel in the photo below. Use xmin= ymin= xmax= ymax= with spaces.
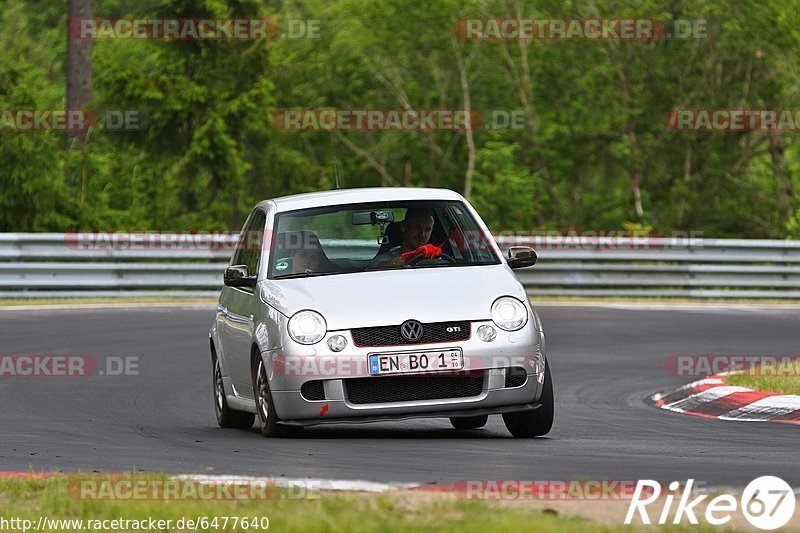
xmin=404 ymin=252 xmax=456 ymax=267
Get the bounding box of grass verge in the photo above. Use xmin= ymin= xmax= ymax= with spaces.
xmin=725 ymin=360 xmax=800 ymax=395
xmin=0 ymin=473 xmax=714 ymax=532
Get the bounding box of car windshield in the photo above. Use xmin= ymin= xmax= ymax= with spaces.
xmin=268 ymin=200 xmax=500 ymax=279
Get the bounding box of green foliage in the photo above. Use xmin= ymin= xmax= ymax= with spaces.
xmin=0 ymin=0 xmax=799 ymax=236
xmin=0 ymin=0 xmax=73 ymax=231
xmin=473 ymin=139 xmax=539 ymax=230
xmin=787 ymin=209 xmax=800 ymax=238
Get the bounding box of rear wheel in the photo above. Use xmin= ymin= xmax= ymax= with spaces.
xmin=502 ymin=362 xmax=554 ymax=438
xmin=213 ymin=356 xmax=255 ymax=429
xmin=252 ymin=356 xmax=299 ymax=437
xmin=449 ymin=415 xmax=488 ymax=430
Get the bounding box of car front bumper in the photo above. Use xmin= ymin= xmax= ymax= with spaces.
xmin=263 ymin=320 xmax=546 ymax=424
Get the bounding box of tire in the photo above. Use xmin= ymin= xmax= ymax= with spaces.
xmin=502 ymin=362 xmax=554 ymax=438
xmin=450 ymin=415 xmax=488 ymax=430
xmin=252 ymin=356 xmax=300 ymax=437
xmin=213 ymin=355 xmax=255 ymax=429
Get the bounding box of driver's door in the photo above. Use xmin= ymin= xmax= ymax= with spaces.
xmin=218 ymin=209 xmax=266 ymax=398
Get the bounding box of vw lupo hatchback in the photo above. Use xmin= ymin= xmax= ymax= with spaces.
xmin=209 ymin=188 xmax=553 ymax=437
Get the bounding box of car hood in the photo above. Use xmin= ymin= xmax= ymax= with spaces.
xmin=259 ymin=264 xmax=527 ymax=330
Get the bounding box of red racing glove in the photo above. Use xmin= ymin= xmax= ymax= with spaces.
xmin=401 ymin=244 xmax=442 ymax=262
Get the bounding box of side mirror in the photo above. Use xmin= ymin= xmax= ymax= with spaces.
xmin=224 ymin=265 xmax=257 ymax=289
xmin=507 ymin=246 xmax=537 ymax=269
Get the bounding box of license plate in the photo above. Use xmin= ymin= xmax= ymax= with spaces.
xmin=368 ymin=349 xmax=463 ymax=376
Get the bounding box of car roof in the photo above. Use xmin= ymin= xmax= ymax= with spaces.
xmin=257 ymin=187 xmax=465 ymax=213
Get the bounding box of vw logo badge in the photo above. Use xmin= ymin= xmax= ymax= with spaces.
xmin=400 ymin=320 xmax=424 ymax=342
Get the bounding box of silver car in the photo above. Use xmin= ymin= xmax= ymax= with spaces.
xmin=209 ymin=187 xmax=553 ymax=437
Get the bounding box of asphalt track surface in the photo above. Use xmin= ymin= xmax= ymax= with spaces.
xmin=0 ymin=304 xmax=798 ymax=487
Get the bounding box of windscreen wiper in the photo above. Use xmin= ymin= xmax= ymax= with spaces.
xmin=363 ymin=264 xmax=406 ymax=272
xmin=274 ymin=269 xmax=339 ymax=279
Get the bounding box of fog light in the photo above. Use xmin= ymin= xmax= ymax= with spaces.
xmin=327 ymin=334 xmax=347 ymax=352
xmin=477 ymin=325 xmax=497 ymax=342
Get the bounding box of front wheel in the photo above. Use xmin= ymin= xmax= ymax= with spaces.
xmin=252 ymin=356 xmax=299 ymax=437
xmin=450 ymin=415 xmax=488 ymax=430
xmin=214 ymin=356 xmax=254 ymax=429
xmin=502 ymin=362 xmax=554 ymax=438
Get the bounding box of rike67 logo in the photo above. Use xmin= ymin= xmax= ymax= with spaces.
xmin=625 ymin=477 xmax=796 ymax=530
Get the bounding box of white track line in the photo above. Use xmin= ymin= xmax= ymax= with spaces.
xmin=173 ymin=475 xmax=421 ymax=493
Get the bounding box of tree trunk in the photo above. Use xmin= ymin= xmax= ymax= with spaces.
xmin=452 ymin=38 xmax=475 ymax=199
xmin=631 ymin=170 xmax=644 ymax=221
xmin=769 ymin=129 xmax=796 ymax=220
xmin=66 ymin=0 xmax=93 ymax=149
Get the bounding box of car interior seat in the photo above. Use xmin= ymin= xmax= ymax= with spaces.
xmin=375 ymin=221 xmax=403 ymax=256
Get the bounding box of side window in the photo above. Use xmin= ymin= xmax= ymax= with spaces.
xmin=231 ymin=210 xmax=267 ymax=278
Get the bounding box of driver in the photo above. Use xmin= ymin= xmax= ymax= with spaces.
xmin=372 ymin=207 xmax=443 ymax=268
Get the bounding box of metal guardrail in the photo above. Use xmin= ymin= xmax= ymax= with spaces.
xmin=1 ymin=233 xmax=799 ymax=298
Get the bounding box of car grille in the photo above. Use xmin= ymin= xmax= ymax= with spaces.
xmin=344 ymin=372 xmax=484 ymax=404
xmin=351 ymin=320 xmax=471 ymax=347
xmin=505 ymin=367 xmax=528 ymax=388
xmin=301 ymin=380 xmax=325 ymax=401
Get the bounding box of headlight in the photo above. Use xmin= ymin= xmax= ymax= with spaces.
xmin=491 ymin=297 xmax=528 ymax=331
xmin=288 ymin=310 xmax=327 ymax=345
